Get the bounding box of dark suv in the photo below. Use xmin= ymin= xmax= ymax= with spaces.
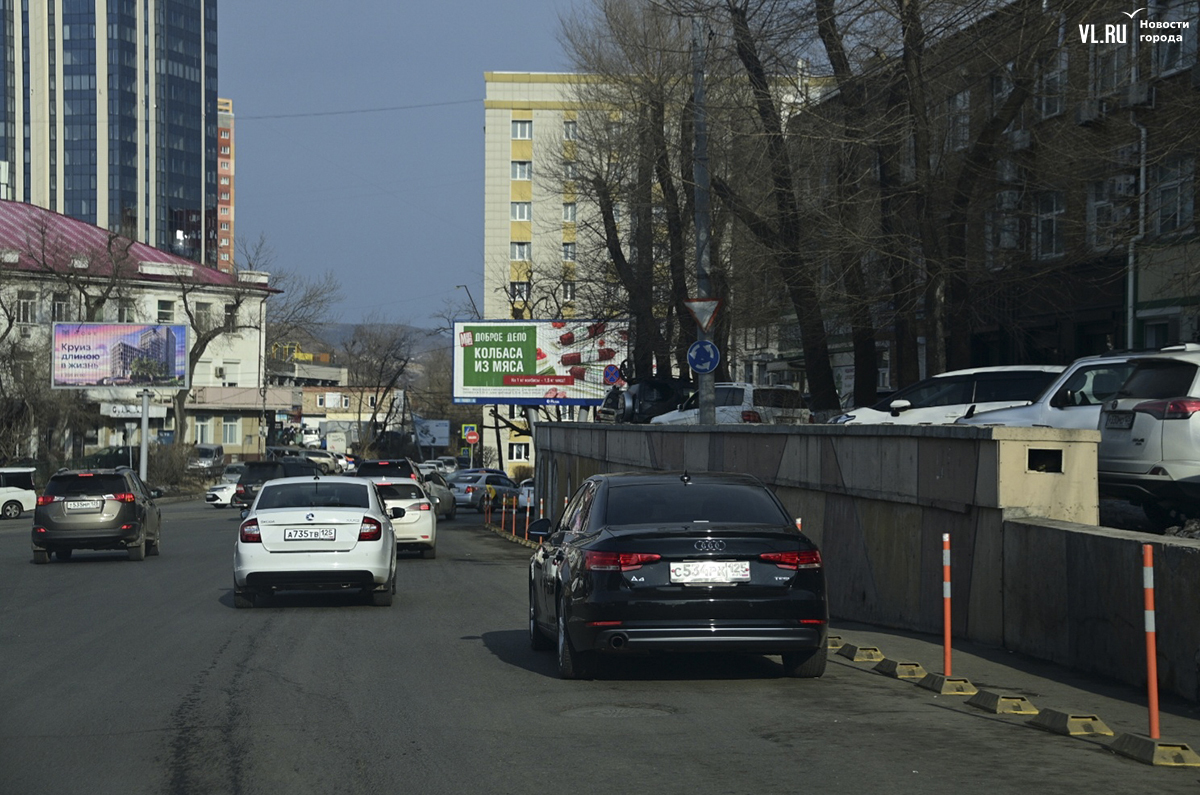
xmin=31 ymin=468 xmax=162 ymax=563
xmin=354 ymin=459 xmax=422 ymax=482
xmin=232 ymin=458 xmax=322 ymax=508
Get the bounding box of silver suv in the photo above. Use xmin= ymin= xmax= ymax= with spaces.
xmin=1098 ymin=344 xmax=1200 ymax=529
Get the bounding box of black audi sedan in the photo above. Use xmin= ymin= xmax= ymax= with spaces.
xmin=527 ymin=471 xmax=828 ymax=679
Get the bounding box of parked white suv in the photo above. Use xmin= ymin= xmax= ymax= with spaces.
xmin=831 ymin=366 xmax=1063 ymax=425
xmin=957 ymin=354 xmax=1136 ymax=429
xmin=1097 ymin=344 xmax=1200 ymax=529
xmin=650 ymin=383 xmax=810 ymax=425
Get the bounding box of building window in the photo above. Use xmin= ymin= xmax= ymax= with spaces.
xmin=342 ymin=396 xmax=351 ymax=409
xmin=562 ymin=242 xmax=576 ymax=261
xmin=1092 ymin=41 xmax=1130 ymax=98
xmin=196 ymin=301 xmax=214 ymax=329
xmin=562 ymin=202 xmax=577 ymax=222
xmin=1155 ymin=0 xmax=1199 ymax=74
xmin=220 ymin=146 xmax=230 ymax=155
xmin=51 ymin=292 xmax=71 ymax=322
xmin=195 ymin=415 xmax=212 ymax=444
xmin=222 ymin=415 xmax=240 ymax=445
xmin=220 ymin=222 xmax=230 ymax=231
xmin=220 ymin=130 xmax=230 ymax=139
xmin=220 ymin=176 xmax=230 ymax=185
xmin=511 ymin=120 xmax=532 ymax=140
xmin=946 ymin=90 xmax=970 ymax=151
xmin=511 ymin=161 xmax=531 ymax=180
xmin=563 ymin=121 xmax=578 ymax=140
xmin=369 ymin=395 xmax=377 ymax=408
xmin=317 ymin=395 xmax=325 ymax=408
xmin=509 ymin=442 xmax=530 ymax=461
xmin=564 ymin=161 xmax=578 ymax=180
xmin=220 ymin=253 xmax=230 ymax=261
xmin=563 ymin=281 xmax=576 ymax=302
xmin=220 ymin=161 xmax=229 ymax=170
xmin=510 ymin=242 xmax=531 ymax=261
xmin=510 ymin=281 xmax=531 ymax=301
xmin=1088 ymin=176 xmax=1135 ymax=249
xmin=1152 ymin=157 xmax=1194 ymax=235
xmin=220 ymin=207 xmax=229 ymax=215
xmin=1033 ymin=191 xmax=1065 ymax=259
xmin=1037 ymin=50 xmax=1068 ymax=118
xmin=511 ymin=202 xmax=532 ymax=221
xmin=157 ymin=300 xmax=174 ymax=323
xmin=17 ymin=290 xmax=36 ymax=324
xmin=117 ymin=298 xmax=135 ymax=322
xmin=225 ymin=304 xmax=237 ymax=330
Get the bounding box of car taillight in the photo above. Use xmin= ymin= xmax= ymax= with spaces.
xmin=110 ymin=493 xmax=137 ymax=503
xmin=585 ymin=551 xmax=661 ymax=571
xmin=760 ymin=549 xmax=822 ymax=570
xmin=359 ymin=516 xmax=383 ymax=541
xmin=465 ymin=486 xmax=475 ymax=494
xmin=1133 ymin=398 xmax=1200 ymax=420
xmin=36 ymin=495 xmax=56 ymax=506
xmin=235 ymin=484 xmax=246 ymax=495
xmin=410 ymin=501 xmax=432 ymax=512
xmin=742 ymin=410 xmax=763 ymax=423
xmin=239 ymin=519 xmax=261 ymax=543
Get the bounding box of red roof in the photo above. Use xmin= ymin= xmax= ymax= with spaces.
xmin=0 ymin=200 xmax=267 ymax=290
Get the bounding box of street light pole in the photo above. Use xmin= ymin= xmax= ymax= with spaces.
xmin=693 ymin=16 xmax=716 ymax=424
xmin=456 ymin=284 xmax=481 ymax=319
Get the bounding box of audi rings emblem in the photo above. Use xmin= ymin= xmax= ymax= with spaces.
xmin=694 ymin=539 xmax=726 ymax=552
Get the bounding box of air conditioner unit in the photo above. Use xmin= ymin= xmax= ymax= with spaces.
xmin=1008 ymin=129 xmax=1032 ymax=151
xmin=1076 ymin=99 xmax=1104 ymax=126
xmin=214 ymin=367 xmax=225 ymax=379
xmin=1123 ymin=82 xmax=1153 ymax=108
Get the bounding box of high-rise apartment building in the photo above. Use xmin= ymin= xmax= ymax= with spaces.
xmin=216 ymin=97 xmax=235 ymax=273
xmin=0 ymin=1 xmax=218 ymax=265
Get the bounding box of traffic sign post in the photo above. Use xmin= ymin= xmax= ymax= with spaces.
xmin=465 ymin=429 xmax=479 ymax=445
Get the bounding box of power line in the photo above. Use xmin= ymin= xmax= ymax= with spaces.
xmin=239 ymin=98 xmax=481 ymax=121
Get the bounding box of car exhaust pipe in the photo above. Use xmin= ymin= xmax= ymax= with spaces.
xmin=609 ymin=633 xmax=628 ymax=650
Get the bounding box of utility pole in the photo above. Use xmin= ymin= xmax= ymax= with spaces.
xmin=693 ymin=16 xmax=716 ymax=424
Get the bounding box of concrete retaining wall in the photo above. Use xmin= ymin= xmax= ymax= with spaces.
xmin=532 ymin=422 xmax=1200 ymax=701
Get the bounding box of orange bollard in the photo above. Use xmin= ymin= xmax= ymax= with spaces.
xmin=538 ymin=497 xmax=544 ymax=520
xmin=942 ymin=533 xmax=952 ymax=677
xmin=1143 ymin=544 xmax=1161 ymax=739
xmin=524 ymin=501 xmax=531 ymax=539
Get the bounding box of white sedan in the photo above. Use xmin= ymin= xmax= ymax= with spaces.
xmin=367 ymin=478 xmax=438 ymax=558
xmin=205 ymin=481 xmax=237 ymax=508
xmin=233 ymin=476 xmax=398 ymax=608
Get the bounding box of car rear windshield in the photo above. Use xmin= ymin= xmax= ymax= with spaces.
xmin=752 ymin=388 xmax=804 ymax=408
xmin=356 ymin=461 xmax=414 ymax=477
xmin=604 ymin=483 xmax=790 ymax=526
xmin=240 ymin=463 xmax=284 ymax=483
xmin=256 ymin=482 xmax=370 ymax=510
xmin=450 ymin=473 xmax=482 ymax=484
xmin=46 ymin=474 xmax=129 ymax=496
xmin=1119 ymin=360 xmax=1199 ymax=399
xmin=376 ymin=483 xmax=424 ymax=501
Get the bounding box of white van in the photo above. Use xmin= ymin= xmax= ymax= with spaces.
xmin=0 ymin=466 xmax=37 ymax=519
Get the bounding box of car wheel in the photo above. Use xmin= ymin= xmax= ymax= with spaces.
xmin=530 ymin=585 xmax=552 ymax=651
xmin=556 ymin=595 xmax=591 ymax=679
xmin=370 ymin=576 xmax=395 ymax=607
xmin=33 ymin=549 xmax=50 ymax=565
xmin=127 ymin=538 xmax=146 ymax=561
xmin=781 ymin=648 xmax=827 ymax=678
xmin=1142 ymin=502 xmax=1190 ymax=532
xmin=233 ymin=589 xmax=255 ymax=609
xmin=448 ymin=501 xmax=457 ymax=520
xmin=55 ymin=548 xmax=73 ymax=561
xmin=1 ymin=500 xmax=21 ymax=520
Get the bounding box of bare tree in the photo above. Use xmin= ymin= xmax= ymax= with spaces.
xmin=341 ymin=315 xmax=418 ymax=457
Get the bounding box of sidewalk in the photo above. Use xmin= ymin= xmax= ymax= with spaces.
xmin=829 ymin=620 xmax=1200 ymax=755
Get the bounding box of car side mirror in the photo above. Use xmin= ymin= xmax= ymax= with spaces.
xmin=149 ymin=488 xmax=164 ymax=498
xmin=1049 ymin=389 xmax=1072 ymax=409
xmin=391 ymin=506 xmax=407 ymax=519
xmin=527 ymin=518 xmax=552 ymax=540
xmin=889 ymin=399 xmax=912 ymax=416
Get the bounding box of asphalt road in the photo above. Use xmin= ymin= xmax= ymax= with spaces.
xmin=1 ymin=500 xmax=1198 ymax=794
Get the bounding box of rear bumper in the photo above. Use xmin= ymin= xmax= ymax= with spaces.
xmin=32 ymin=523 xmax=141 ymax=551
xmin=1098 ymin=468 xmax=1200 ymax=505
xmin=242 ymin=569 xmax=380 ymax=592
xmin=584 ymin=622 xmax=827 ymax=654
xmin=234 ymin=547 xmax=392 ymax=590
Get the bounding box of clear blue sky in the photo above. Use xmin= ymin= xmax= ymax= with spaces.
xmin=218 ymin=2 xmax=572 ymax=327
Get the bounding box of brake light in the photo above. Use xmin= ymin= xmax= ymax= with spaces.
xmin=411 ymin=501 xmax=432 ymax=512
xmin=585 ymin=551 xmax=661 ymax=571
xmin=359 ymin=516 xmax=383 ymax=541
xmin=36 ymin=495 xmax=56 ymax=506
xmin=760 ymin=549 xmax=822 ymax=570
xmin=110 ymin=493 xmax=137 ymax=503
xmin=239 ymin=519 xmax=261 ymax=543
xmin=1133 ymin=398 xmax=1200 ymax=420
xmin=465 ymin=486 xmax=475 ymax=494
xmin=742 ymin=410 xmax=763 ymax=423
xmin=235 ymin=484 xmax=246 ymax=495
